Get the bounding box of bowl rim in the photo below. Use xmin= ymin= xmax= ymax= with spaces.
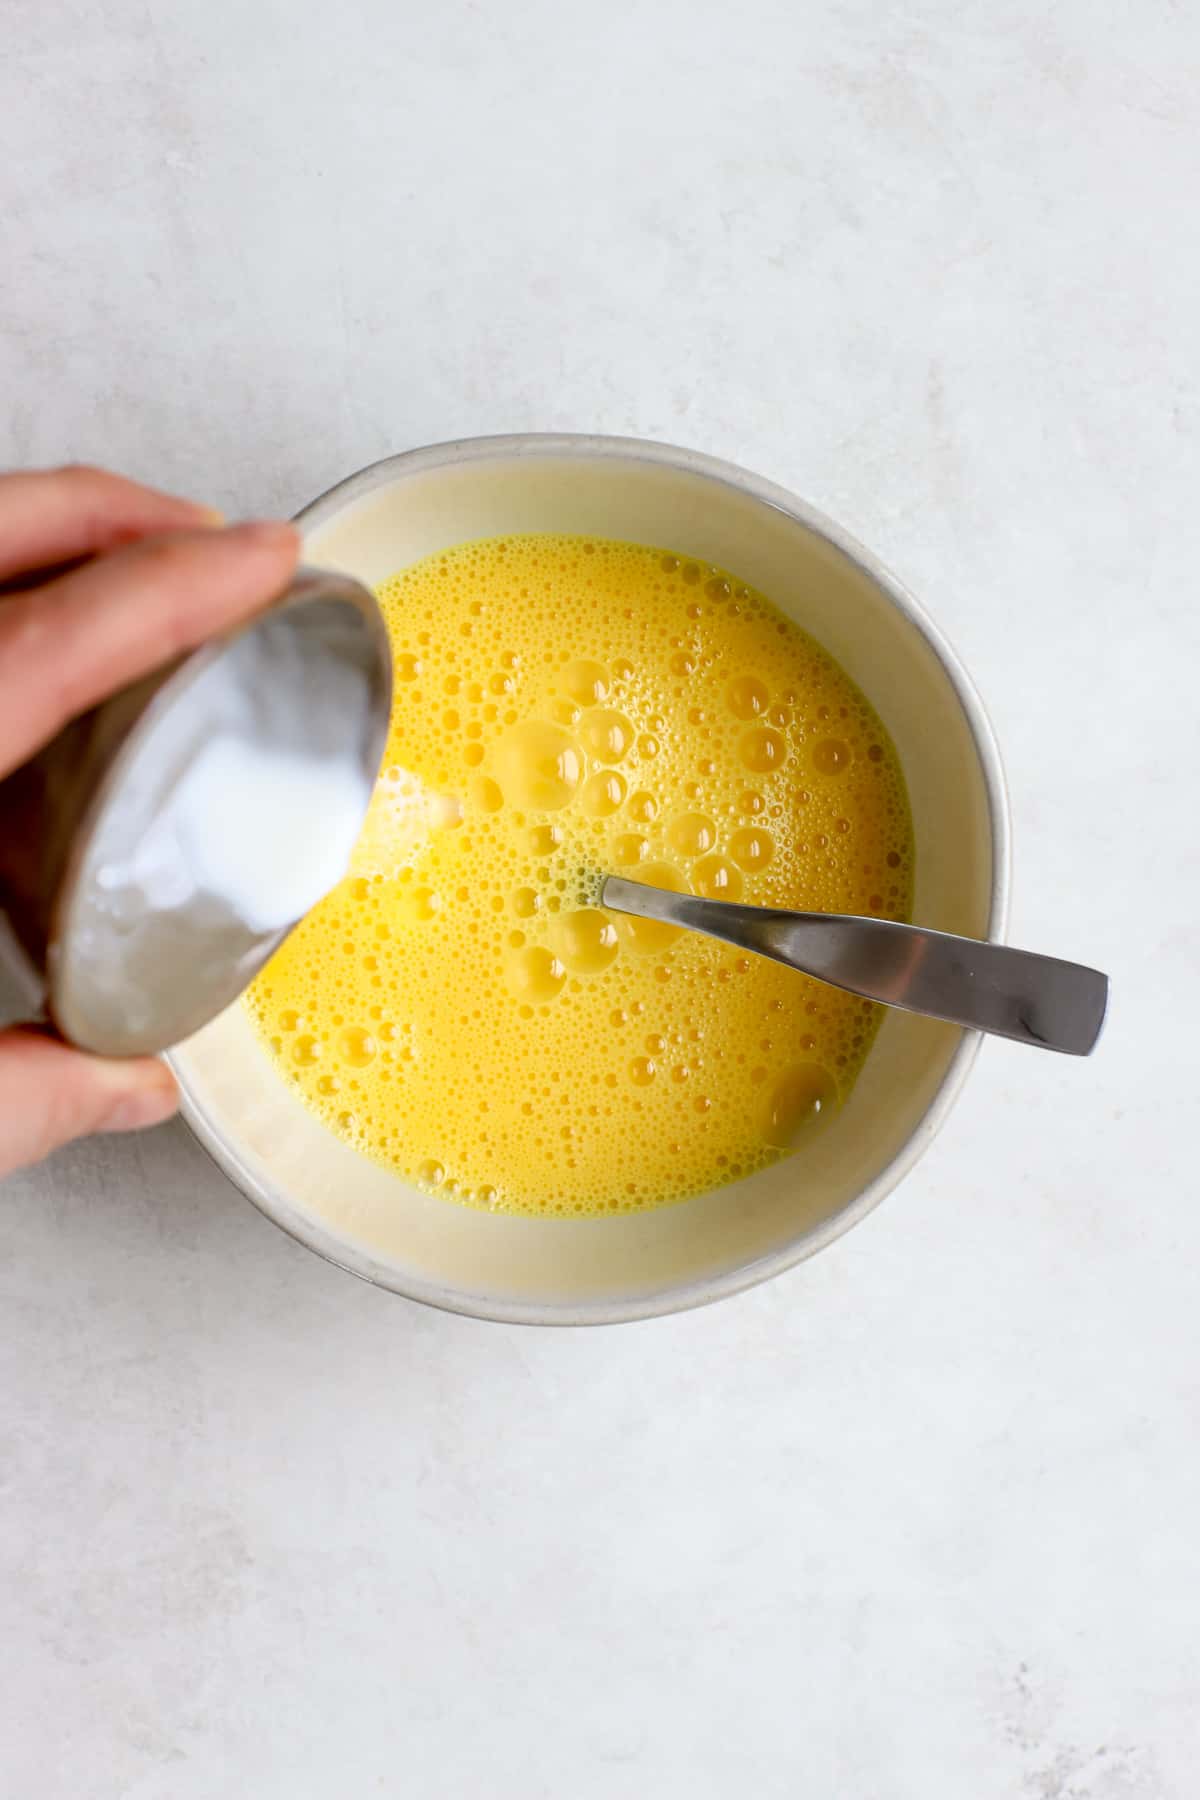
xmin=173 ymin=432 xmax=1012 ymax=1326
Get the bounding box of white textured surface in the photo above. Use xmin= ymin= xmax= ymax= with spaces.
xmin=2 ymin=2 xmax=1198 ymax=1794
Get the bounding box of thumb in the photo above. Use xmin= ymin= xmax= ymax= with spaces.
xmin=0 ymin=1027 xmax=179 ymax=1178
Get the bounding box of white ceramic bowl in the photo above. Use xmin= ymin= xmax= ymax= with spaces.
xmin=172 ymin=435 xmax=1009 ymax=1324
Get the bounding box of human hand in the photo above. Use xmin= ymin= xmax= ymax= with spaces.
xmin=0 ymin=464 xmax=300 ymax=1177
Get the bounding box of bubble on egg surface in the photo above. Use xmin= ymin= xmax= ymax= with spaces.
xmin=691 ymin=855 xmax=742 ymax=901
xmin=739 ymin=727 xmax=786 ymax=773
xmin=762 ymin=1064 xmax=839 ymax=1148
xmin=727 ymin=675 xmax=769 ymax=720
xmin=579 ymin=769 xmax=627 ymax=818
xmin=555 ymin=909 xmax=619 ymax=975
xmin=729 ymin=826 xmax=774 ymax=872
xmin=561 ymin=659 xmax=610 ymax=707
xmin=580 ymin=710 xmax=633 ymax=765
xmin=666 ymin=813 xmax=716 ymax=858
xmin=494 ymin=720 xmax=585 ymax=811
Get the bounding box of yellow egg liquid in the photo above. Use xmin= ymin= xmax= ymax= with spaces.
xmin=246 ymin=536 xmax=913 ymax=1217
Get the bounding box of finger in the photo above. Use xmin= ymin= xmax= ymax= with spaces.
xmin=0 ymin=519 xmax=299 ymax=776
xmin=0 ymin=464 xmax=221 ymax=582
xmin=0 ymin=1027 xmax=178 ymax=1178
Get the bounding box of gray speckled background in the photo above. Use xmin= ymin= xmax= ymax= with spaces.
xmin=2 ymin=2 xmax=1197 ymax=1794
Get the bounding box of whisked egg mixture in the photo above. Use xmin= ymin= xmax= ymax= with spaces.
xmin=246 ymin=535 xmax=913 ymax=1216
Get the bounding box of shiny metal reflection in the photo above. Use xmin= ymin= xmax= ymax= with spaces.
xmin=0 ymin=568 xmax=392 ymax=1056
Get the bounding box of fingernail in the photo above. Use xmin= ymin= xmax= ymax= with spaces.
xmin=198 ymin=505 xmax=226 ymax=527
xmin=224 ymin=519 xmax=300 ymax=550
xmin=103 ymin=1082 xmax=180 ymax=1134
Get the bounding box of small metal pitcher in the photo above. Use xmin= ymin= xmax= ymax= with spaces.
xmin=0 ymin=567 xmax=391 ymax=1056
